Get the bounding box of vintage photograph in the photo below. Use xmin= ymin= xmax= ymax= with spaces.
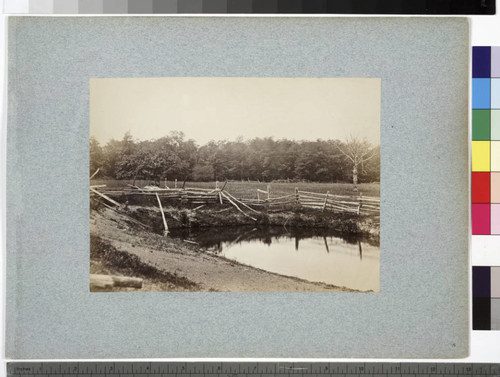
xmin=89 ymin=77 xmax=381 ymax=292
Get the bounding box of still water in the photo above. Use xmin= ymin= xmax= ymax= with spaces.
xmin=170 ymin=226 xmax=380 ymax=292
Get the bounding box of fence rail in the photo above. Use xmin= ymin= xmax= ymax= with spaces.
xmin=90 ymin=184 xmax=379 ymax=217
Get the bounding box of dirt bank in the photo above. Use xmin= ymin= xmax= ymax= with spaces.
xmin=124 ymin=203 xmax=380 ymax=242
xmin=90 ymin=207 xmax=363 ymax=292
xmin=96 ymin=191 xmax=379 ymax=240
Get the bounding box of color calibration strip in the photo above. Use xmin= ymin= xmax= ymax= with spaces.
xmin=472 ymin=47 xmax=500 ymax=235
xmin=471 ymin=48 xmax=500 ymax=331
xmin=473 ymin=266 xmax=500 ymax=330
xmin=4 ymin=0 xmax=495 ymax=14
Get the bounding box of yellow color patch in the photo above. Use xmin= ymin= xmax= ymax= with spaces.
xmin=472 ymin=141 xmax=491 ymax=172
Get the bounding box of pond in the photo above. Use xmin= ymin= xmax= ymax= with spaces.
xmin=170 ymin=226 xmax=380 ymax=292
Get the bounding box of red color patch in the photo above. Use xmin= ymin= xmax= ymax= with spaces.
xmin=472 ymin=172 xmax=491 ymax=203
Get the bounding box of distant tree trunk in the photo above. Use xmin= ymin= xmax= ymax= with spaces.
xmin=336 ymin=136 xmax=376 ymax=192
xmin=352 ymin=166 xmax=358 ymax=191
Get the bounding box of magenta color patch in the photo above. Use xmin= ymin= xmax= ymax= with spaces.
xmin=472 ymin=204 xmax=491 ymax=235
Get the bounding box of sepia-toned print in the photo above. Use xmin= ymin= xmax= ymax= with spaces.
xmin=89 ymin=77 xmax=380 ymax=292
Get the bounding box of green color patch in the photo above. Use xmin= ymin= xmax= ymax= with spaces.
xmin=473 ymin=109 xmax=491 ymax=140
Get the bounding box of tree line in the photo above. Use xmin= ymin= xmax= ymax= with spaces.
xmin=90 ymin=131 xmax=380 ymax=184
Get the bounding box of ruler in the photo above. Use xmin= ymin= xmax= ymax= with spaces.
xmin=6 ymin=363 xmax=500 ymax=377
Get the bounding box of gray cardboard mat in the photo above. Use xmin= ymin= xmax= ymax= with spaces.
xmin=6 ymin=17 xmax=469 ymax=358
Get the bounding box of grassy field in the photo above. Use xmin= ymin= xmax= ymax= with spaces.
xmin=91 ymin=179 xmax=380 ymax=199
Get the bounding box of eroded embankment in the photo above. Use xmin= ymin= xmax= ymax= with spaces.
xmin=126 ymin=203 xmax=380 ymax=244
xmin=97 ymin=192 xmax=380 ymax=243
xmin=90 ymin=206 xmax=365 ymax=292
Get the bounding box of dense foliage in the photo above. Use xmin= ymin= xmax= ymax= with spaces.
xmin=90 ymin=131 xmax=380 ymax=184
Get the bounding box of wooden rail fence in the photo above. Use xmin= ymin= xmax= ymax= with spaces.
xmin=90 ymin=184 xmax=380 ymax=217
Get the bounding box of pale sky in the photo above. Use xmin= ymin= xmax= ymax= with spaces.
xmin=90 ymin=77 xmax=380 ymax=146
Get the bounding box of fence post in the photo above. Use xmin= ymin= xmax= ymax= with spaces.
xmin=181 ymin=187 xmax=187 ymax=205
xmin=267 ymin=185 xmax=271 ymax=200
xmin=322 ymin=191 xmax=329 ymax=212
xmin=216 ymin=180 xmax=219 ymax=190
xmin=295 ymin=187 xmax=300 ymax=206
xmin=357 ymin=192 xmax=363 ymax=215
xmin=174 ymin=179 xmax=177 ymax=189
xmin=257 ymin=190 xmax=260 ymax=202
xmin=221 ymin=180 xmax=228 ymax=192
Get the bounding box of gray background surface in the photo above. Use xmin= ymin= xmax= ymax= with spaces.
xmin=6 ymin=17 xmax=469 ymax=358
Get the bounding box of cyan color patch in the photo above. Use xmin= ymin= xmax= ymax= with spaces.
xmin=473 ymin=78 xmax=491 ymax=109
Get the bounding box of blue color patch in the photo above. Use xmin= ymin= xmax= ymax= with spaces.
xmin=473 ymin=46 xmax=491 ymax=78
xmin=473 ymin=78 xmax=491 ymax=109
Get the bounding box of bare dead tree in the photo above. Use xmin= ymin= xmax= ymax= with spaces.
xmin=336 ymin=136 xmax=377 ymax=191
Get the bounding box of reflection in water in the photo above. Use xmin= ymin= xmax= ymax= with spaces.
xmin=170 ymin=226 xmax=379 ymax=292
